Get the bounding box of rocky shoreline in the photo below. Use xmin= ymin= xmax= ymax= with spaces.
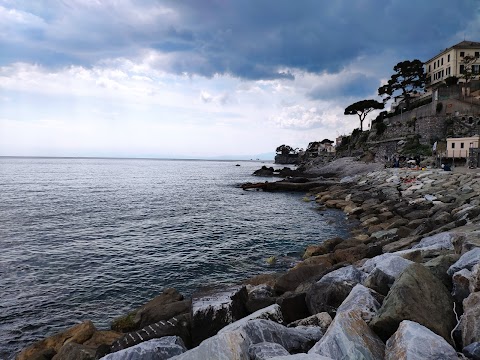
xmin=16 ymin=162 xmax=480 ymax=360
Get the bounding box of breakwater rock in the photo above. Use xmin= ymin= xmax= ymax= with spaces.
xmin=16 ymin=168 xmax=480 ymax=359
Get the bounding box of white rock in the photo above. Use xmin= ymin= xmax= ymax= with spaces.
xmin=308 ymin=311 xmax=384 ymax=360
xmin=361 ymin=254 xmax=413 ymax=280
xmin=336 ymin=284 xmax=382 ymax=323
xmin=411 ymin=232 xmax=457 ymax=251
xmin=101 ymin=336 xmax=187 ymax=360
xmin=318 ymin=265 xmax=365 ymax=284
xmin=173 ymin=319 xmax=322 ymax=360
xmin=385 ymin=320 xmax=457 ymax=360
xmin=219 ymin=304 xmax=283 ymax=334
xmin=447 ymin=248 xmax=480 ymax=276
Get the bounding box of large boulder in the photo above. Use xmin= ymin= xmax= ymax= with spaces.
xmin=448 ymin=248 xmax=480 ymax=276
xmin=463 ymin=342 xmax=480 ymax=360
xmin=218 ymin=304 xmax=284 ymax=334
xmin=308 ymin=311 xmax=385 ymax=360
xmin=460 ymin=292 xmax=480 ymax=348
xmin=172 ymin=319 xmax=322 ymax=360
xmin=369 ymin=263 xmax=456 ymax=344
xmin=276 ymin=292 xmax=309 ymax=324
xmin=452 ymin=269 xmax=473 ymax=307
xmin=248 ymin=342 xmax=290 ymax=359
xmin=306 ymin=266 xmax=365 ymax=316
xmin=411 ymin=231 xmax=458 ymax=251
xmin=424 ymin=254 xmax=461 ymax=291
xmin=384 ymin=320 xmax=458 ymax=360
xmin=191 ymin=286 xmax=248 ymax=346
xmin=246 ymin=284 xmax=276 ymax=313
xmin=336 ymin=284 xmax=383 ymax=324
xmin=102 ymin=336 xmax=187 ymax=360
xmin=16 ymin=321 xmax=96 ymax=360
xmin=112 ymin=288 xmax=190 ymax=332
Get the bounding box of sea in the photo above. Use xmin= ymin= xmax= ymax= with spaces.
xmin=0 ymin=157 xmax=351 ymax=358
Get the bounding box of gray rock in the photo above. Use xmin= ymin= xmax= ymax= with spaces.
xmin=363 ymin=267 xmax=394 ymax=296
xmin=471 ymin=263 xmax=480 ymax=293
xmin=247 ymin=285 xmax=276 ymax=313
xmin=306 ymin=266 xmax=365 ymax=316
xmin=248 ymin=342 xmax=289 ymax=359
xmin=384 ymin=320 xmax=458 ymax=360
xmin=411 ymin=232 xmax=457 ymax=251
xmin=219 ymin=304 xmax=284 ymax=334
xmin=452 ymin=269 xmax=473 ymax=307
xmin=463 ymin=342 xmax=480 ymax=360
xmin=370 ymin=263 xmax=456 ymax=344
xmin=460 ymin=292 xmax=480 ymax=348
xmin=269 ymin=355 xmax=333 ymax=360
xmin=288 ymin=313 xmax=332 ymax=333
xmin=276 ymin=292 xmax=309 ymax=324
xmin=308 ymin=311 xmax=384 ymax=360
xmin=424 ymin=254 xmax=461 ymax=291
xmin=447 ymin=248 xmax=480 ymax=276
xmin=191 ymin=286 xmax=248 ymax=345
xmin=172 ymin=319 xmax=322 ymax=360
xmin=102 ymin=337 xmax=187 ymax=360
xmin=361 ymin=253 xmax=413 ymax=280
xmin=318 ymin=265 xmax=366 ymax=283
xmin=336 ymin=284 xmax=383 ymax=323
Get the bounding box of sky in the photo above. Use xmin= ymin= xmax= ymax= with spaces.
xmin=1 ymin=1 xmax=479 ymax=159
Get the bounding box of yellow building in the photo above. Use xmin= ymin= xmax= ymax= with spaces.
xmin=425 ymin=41 xmax=480 ymax=89
xmin=446 ymin=135 xmax=480 ymax=158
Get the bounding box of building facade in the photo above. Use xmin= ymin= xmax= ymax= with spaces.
xmin=425 ymin=41 xmax=480 ymax=90
xmin=446 ymin=135 xmax=480 ymax=158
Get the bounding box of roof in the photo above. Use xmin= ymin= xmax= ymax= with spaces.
xmin=425 ymin=40 xmax=480 ymax=64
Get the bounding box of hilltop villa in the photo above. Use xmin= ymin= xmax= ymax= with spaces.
xmin=425 ymin=40 xmax=480 ymax=90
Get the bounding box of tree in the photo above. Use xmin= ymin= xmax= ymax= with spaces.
xmin=460 ymin=55 xmax=479 ymax=86
xmin=344 ymin=99 xmax=384 ymax=131
xmin=275 ymin=144 xmax=295 ymax=155
xmin=378 ymin=59 xmax=426 ymax=110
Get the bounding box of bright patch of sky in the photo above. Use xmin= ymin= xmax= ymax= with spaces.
xmin=0 ymin=0 xmax=479 ymax=158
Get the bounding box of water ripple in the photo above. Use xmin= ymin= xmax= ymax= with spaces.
xmin=0 ymin=158 xmax=351 ymax=358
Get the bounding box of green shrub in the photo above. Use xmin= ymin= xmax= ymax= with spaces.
xmin=375 ymin=121 xmax=387 ymax=135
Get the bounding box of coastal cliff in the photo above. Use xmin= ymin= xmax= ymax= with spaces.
xmin=16 ymin=161 xmax=480 ymax=360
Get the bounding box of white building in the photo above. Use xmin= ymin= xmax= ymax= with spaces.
xmin=446 ymin=135 xmax=480 ymax=158
xmin=425 ymin=40 xmax=480 ymax=89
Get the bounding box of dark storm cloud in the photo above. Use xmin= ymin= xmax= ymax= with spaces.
xmin=2 ymin=0 xmax=479 ymax=80
xmin=308 ymin=73 xmax=380 ymax=100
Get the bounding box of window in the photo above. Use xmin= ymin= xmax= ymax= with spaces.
xmin=471 ymin=142 xmax=475 ymax=148
xmin=460 ymin=65 xmax=465 ymax=74
xmin=476 ymin=52 xmax=480 ymax=57
xmin=448 ymin=54 xmax=450 ymax=62
xmin=441 ymin=58 xmax=443 ymax=65
xmin=429 ymin=65 xmax=431 ymax=72
xmin=461 ymin=143 xmax=464 ymax=149
xmin=441 ymin=70 xmax=444 ymax=77
xmin=460 ymin=51 xmax=465 ymax=57
xmin=473 ymin=65 xmax=480 ymax=74
xmin=452 ymin=143 xmax=455 ymax=149
xmin=434 ymin=62 xmax=436 ymax=69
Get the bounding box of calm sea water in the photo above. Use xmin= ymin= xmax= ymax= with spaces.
xmin=0 ymin=158 xmax=351 ymax=358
